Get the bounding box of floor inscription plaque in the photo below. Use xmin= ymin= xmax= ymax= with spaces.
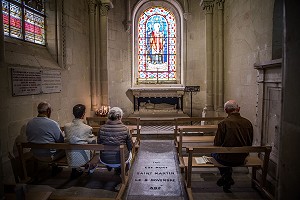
xmin=126 ymin=140 xmax=187 ymax=200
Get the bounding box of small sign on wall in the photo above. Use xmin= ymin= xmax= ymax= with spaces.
xmin=11 ymin=68 xmax=62 ymax=96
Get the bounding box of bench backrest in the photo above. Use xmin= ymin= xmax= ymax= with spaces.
xmin=20 ymin=142 xmax=122 ymax=151
xmin=86 ymin=117 xmax=140 ymax=126
xmin=176 ymin=126 xmax=218 ymax=157
xmin=86 ymin=117 xmax=141 ymax=140
xmin=174 ymin=117 xmax=224 ymax=139
xmin=186 ymin=146 xmax=271 ymax=154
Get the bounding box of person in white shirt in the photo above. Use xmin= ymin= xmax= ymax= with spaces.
xmin=64 ymin=104 xmax=97 ymax=179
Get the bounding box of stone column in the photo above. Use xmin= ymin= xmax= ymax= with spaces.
xmin=56 ymin=0 xmax=66 ymax=68
xmin=88 ymin=0 xmax=98 ymax=111
xmin=100 ymin=0 xmax=113 ymax=106
xmin=201 ymin=0 xmax=214 ymax=117
xmin=217 ymin=0 xmax=224 ymax=112
xmin=95 ymin=3 xmax=102 ymax=106
xmin=123 ymin=0 xmax=132 ymax=32
xmin=0 ymin=1 xmax=5 ymax=67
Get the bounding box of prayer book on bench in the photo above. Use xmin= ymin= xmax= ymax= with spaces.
xmin=195 ymin=156 xmax=213 ymax=164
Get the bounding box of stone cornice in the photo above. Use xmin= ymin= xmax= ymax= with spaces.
xmin=200 ymin=0 xmax=214 ymax=14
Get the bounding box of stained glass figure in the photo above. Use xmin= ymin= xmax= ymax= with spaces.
xmin=138 ymin=6 xmax=177 ymax=82
xmin=2 ymin=0 xmax=45 ymax=45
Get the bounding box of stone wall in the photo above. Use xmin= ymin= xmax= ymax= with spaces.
xmin=183 ymin=0 xmax=206 ymax=116
xmin=107 ymin=1 xmax=133 ymax=116
xmin=223 ymin=0 xmax=274 ymax=145
xmin=0 ymin=0 xmax=91 ymax=183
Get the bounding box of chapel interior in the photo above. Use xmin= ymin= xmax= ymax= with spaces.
xmin=0 ymin=0 xmax=300 ymax=199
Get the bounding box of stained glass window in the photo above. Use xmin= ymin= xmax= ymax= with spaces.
xmin=138 ymin=6 xmax=176 ymax=83
xmin=2 ymin=0 xmax=45 ymax=45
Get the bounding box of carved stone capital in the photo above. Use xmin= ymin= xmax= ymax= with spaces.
xmin=200 ymin=0 xmax=214 ymax=14
xmin=100 ymin=0 xmax=113 ymax=16
xmin=87 ymin=0 xmax=96 ymax=14
xmin=183 ymin=12 xmax=192 ymax=21
xmin=216 ymin=0 xmax=224 ymax=10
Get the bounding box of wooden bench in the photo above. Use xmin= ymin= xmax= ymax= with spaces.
xmin=86 ymin=117 xmax=140 ymax=137
xmin=184 ymin=146 xmax=272 ymax=200
xmin=174 ymin=117 xmax=224 ymax=140
xmin=176 ymin=126 xmax=217 ymax=170
xmin=86 ymin=117 xmax=141 ymax=152
xmin=17 ymin=142 xmax=129 ymax=200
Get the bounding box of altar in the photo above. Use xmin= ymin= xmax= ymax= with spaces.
xmin=130 ymin=87 xmax=185 ymax=115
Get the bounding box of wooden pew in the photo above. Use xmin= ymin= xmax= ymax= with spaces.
xmin=176 ymin=126 xmax=217 ymax=170
xmin=174 ymin=117 xmax=224 ymax=140
xmin=86 ymin=117 xmax=141 ymax=150
xmin=184 ymin=146 xmax=272 ymax=200
xmin=17 ymin=143 xmax=129 ymax=200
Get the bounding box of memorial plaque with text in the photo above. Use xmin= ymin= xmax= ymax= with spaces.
xmin=11 ymin=68 xmax=62 ymax=96
xmin=12 ymin=68 xmax=42 ymax=96
xmin=42 ymin=70 xmax=62 ymax=93
xmin=126 ymin=140 xmax=187 ymax=200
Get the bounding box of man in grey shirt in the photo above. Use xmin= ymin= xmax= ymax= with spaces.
xmin=26 ymin=101 xmax=65 ymax=164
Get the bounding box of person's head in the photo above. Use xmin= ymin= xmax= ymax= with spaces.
xmin=37 ymin=101 xmax=52 ymax=118
xmin=73 ymin=104 xmax=86 ymax=119
xmin=153 ymin=23 xmax=160 ymax=32
xmin=107 ymin=107 xmax=123 ymax=121
xmin=224 ymin=100 xmax=240 ymax=114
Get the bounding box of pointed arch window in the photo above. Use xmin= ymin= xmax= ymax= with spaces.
xmin=137 ymin=6 xmax=176 ymax=83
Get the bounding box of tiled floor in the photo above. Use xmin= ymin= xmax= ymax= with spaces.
xmin=190 ymin=171 xmax=266 ymax=200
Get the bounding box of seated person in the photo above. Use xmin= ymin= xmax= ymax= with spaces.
xmin=26 ymin=101 xmax=65 ymax=175
xmin=97 ymin=107 xmax=133 ymax=175
xmin=212 ymin=100 xmax=253 ymax=193
xmin=64 ymin=104 xmax=97 ymax=179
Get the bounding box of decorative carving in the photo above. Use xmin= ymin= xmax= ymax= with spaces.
xmin=87 ymin=0 xmax=96 ymax=14
xmin=183 ymin=12 xmax=192 ymax=21
xmin=100 ymin=0 xmax=113 ymax=16
xmin=216 ymin=0 xmax=224 ymax=10
xmin=200 ymin=0 xmax=214 ymax=14
xmin=130 ymin=87 xmax=185 ymax=98
xmin=61 ymin=0 xmax=66 ymax=68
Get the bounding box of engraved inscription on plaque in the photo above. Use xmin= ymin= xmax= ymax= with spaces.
xmin=12 ymin=68 xmax=42 ymax=96
xmin=127 ymin=140 xmax=187 ymax=199
xmin=130 ymin=159 xmax=180 ymax=196
xmin=12 ymin=68 xmax=62 ymax=96
xmin=132 ymin=159 xmax=179 ymax=196
xmin=42 ymin=70 xmax=62 ymax=94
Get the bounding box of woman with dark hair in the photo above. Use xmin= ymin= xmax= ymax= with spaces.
xmin=97 ymin=107 xmax=133 ymax=174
